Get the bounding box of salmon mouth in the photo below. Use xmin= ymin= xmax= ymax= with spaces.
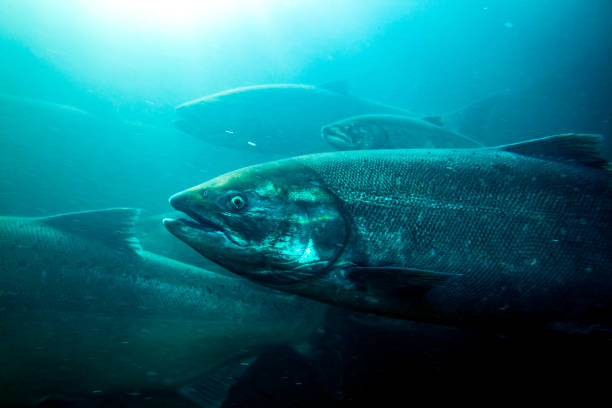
xmin=163 ymin=209 xmax=245 ymax=247
xmin=181 ymin=208 xmax=225 ymax=233
xmin=322 ymin=126 xmax=354 ymax=148
xmin=179 ymin=217 xmax=222 ymax=233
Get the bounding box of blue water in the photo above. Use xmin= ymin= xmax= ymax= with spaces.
xmin=1 ymin=0 xmax=610 ymax=405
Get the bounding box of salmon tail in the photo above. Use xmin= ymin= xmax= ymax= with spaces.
xmin=441 ymin=90 xmax=508 ymax=142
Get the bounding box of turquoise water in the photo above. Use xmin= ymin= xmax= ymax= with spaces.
xmin=1 ymin=0 xmax=610 ymax=406
xmin=2 ymin=0 xmax=610 ymax=216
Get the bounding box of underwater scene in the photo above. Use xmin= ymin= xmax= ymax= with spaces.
xmin=1 ymin=0 xmax=611 ymax=406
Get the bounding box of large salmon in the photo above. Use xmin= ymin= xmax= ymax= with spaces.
xmin=165 ymin=134 xmax=611 ymax=331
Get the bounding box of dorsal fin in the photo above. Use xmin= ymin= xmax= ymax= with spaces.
xmin=495 ymin=133 xmax=610 ymax=170
xmin=319 ymin=80 xmax=349 ymax=95
xmin=422 ymin=115 xmax=444 ymax=127
xmin=39 ymin=208 xmax=142 ymax=254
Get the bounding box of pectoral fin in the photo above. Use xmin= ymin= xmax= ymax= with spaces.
xmin=346 ymin=266 xmax=459 ymax=294
xmin=179 ymin=353 xmax=258 ymax=408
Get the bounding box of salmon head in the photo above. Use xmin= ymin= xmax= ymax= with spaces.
xmin=163 ymin=159 xmax=349 ymax=286
xmin=322 ymin=116 xmax=389 ymax=150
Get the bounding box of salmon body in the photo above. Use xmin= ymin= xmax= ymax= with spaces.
xmin=165 ymin=134 xmax=611 ymax=330
xmin=0 ymin=209 xmax=324 ymax=405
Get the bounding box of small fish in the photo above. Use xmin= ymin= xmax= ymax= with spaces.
xmin=165 ymin=133 xmax=611 ymax=331
xmin=322 ymin=114 xmax=483 ymax=151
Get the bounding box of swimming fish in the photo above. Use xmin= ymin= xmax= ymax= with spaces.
xmin=174 ymin=82 xmax=410 ymax=156
xmin=0 ymin=92 xmax=90 ymax=123
xmin=0 ymin=208 xmax=325 ymax=406
xmin=164 ymin=134 xmax=611 ymax=331
xmin=174 ymin=83 xmax=497 ymax=157
xmin=322 ymin=114 xmax=483 ymax=150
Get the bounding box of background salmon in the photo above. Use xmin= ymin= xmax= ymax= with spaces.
xmin=174 ymin=83 xmax=499 ymax=157
xmin=0 ymin=208 xmax=325 ymax=406
xmin=322 ymin=114 xmax=483 ymax=151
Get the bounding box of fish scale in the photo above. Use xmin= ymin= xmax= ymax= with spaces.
xmin=167 ymin=134 xmax=611 ymax=329
xmin=0 ymin=209 xmax=325 ymax=405
xmin=298 ymin=148 xmax=610 ymax=324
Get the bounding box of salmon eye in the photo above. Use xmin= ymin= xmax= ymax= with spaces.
xmin=230 ymin=195 xmax=246 ymax=209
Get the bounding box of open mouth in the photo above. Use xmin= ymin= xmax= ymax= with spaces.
xmin=171 ymin=208 xmax=245 ymax=247
xmin=180 ymin=217 xmax=220 ymax=232
xmin=180 ymin=209 xmax=225 ymax=233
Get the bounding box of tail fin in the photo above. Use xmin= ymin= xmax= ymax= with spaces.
xmin=441 ymin=91 xmax=508 ymax=143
